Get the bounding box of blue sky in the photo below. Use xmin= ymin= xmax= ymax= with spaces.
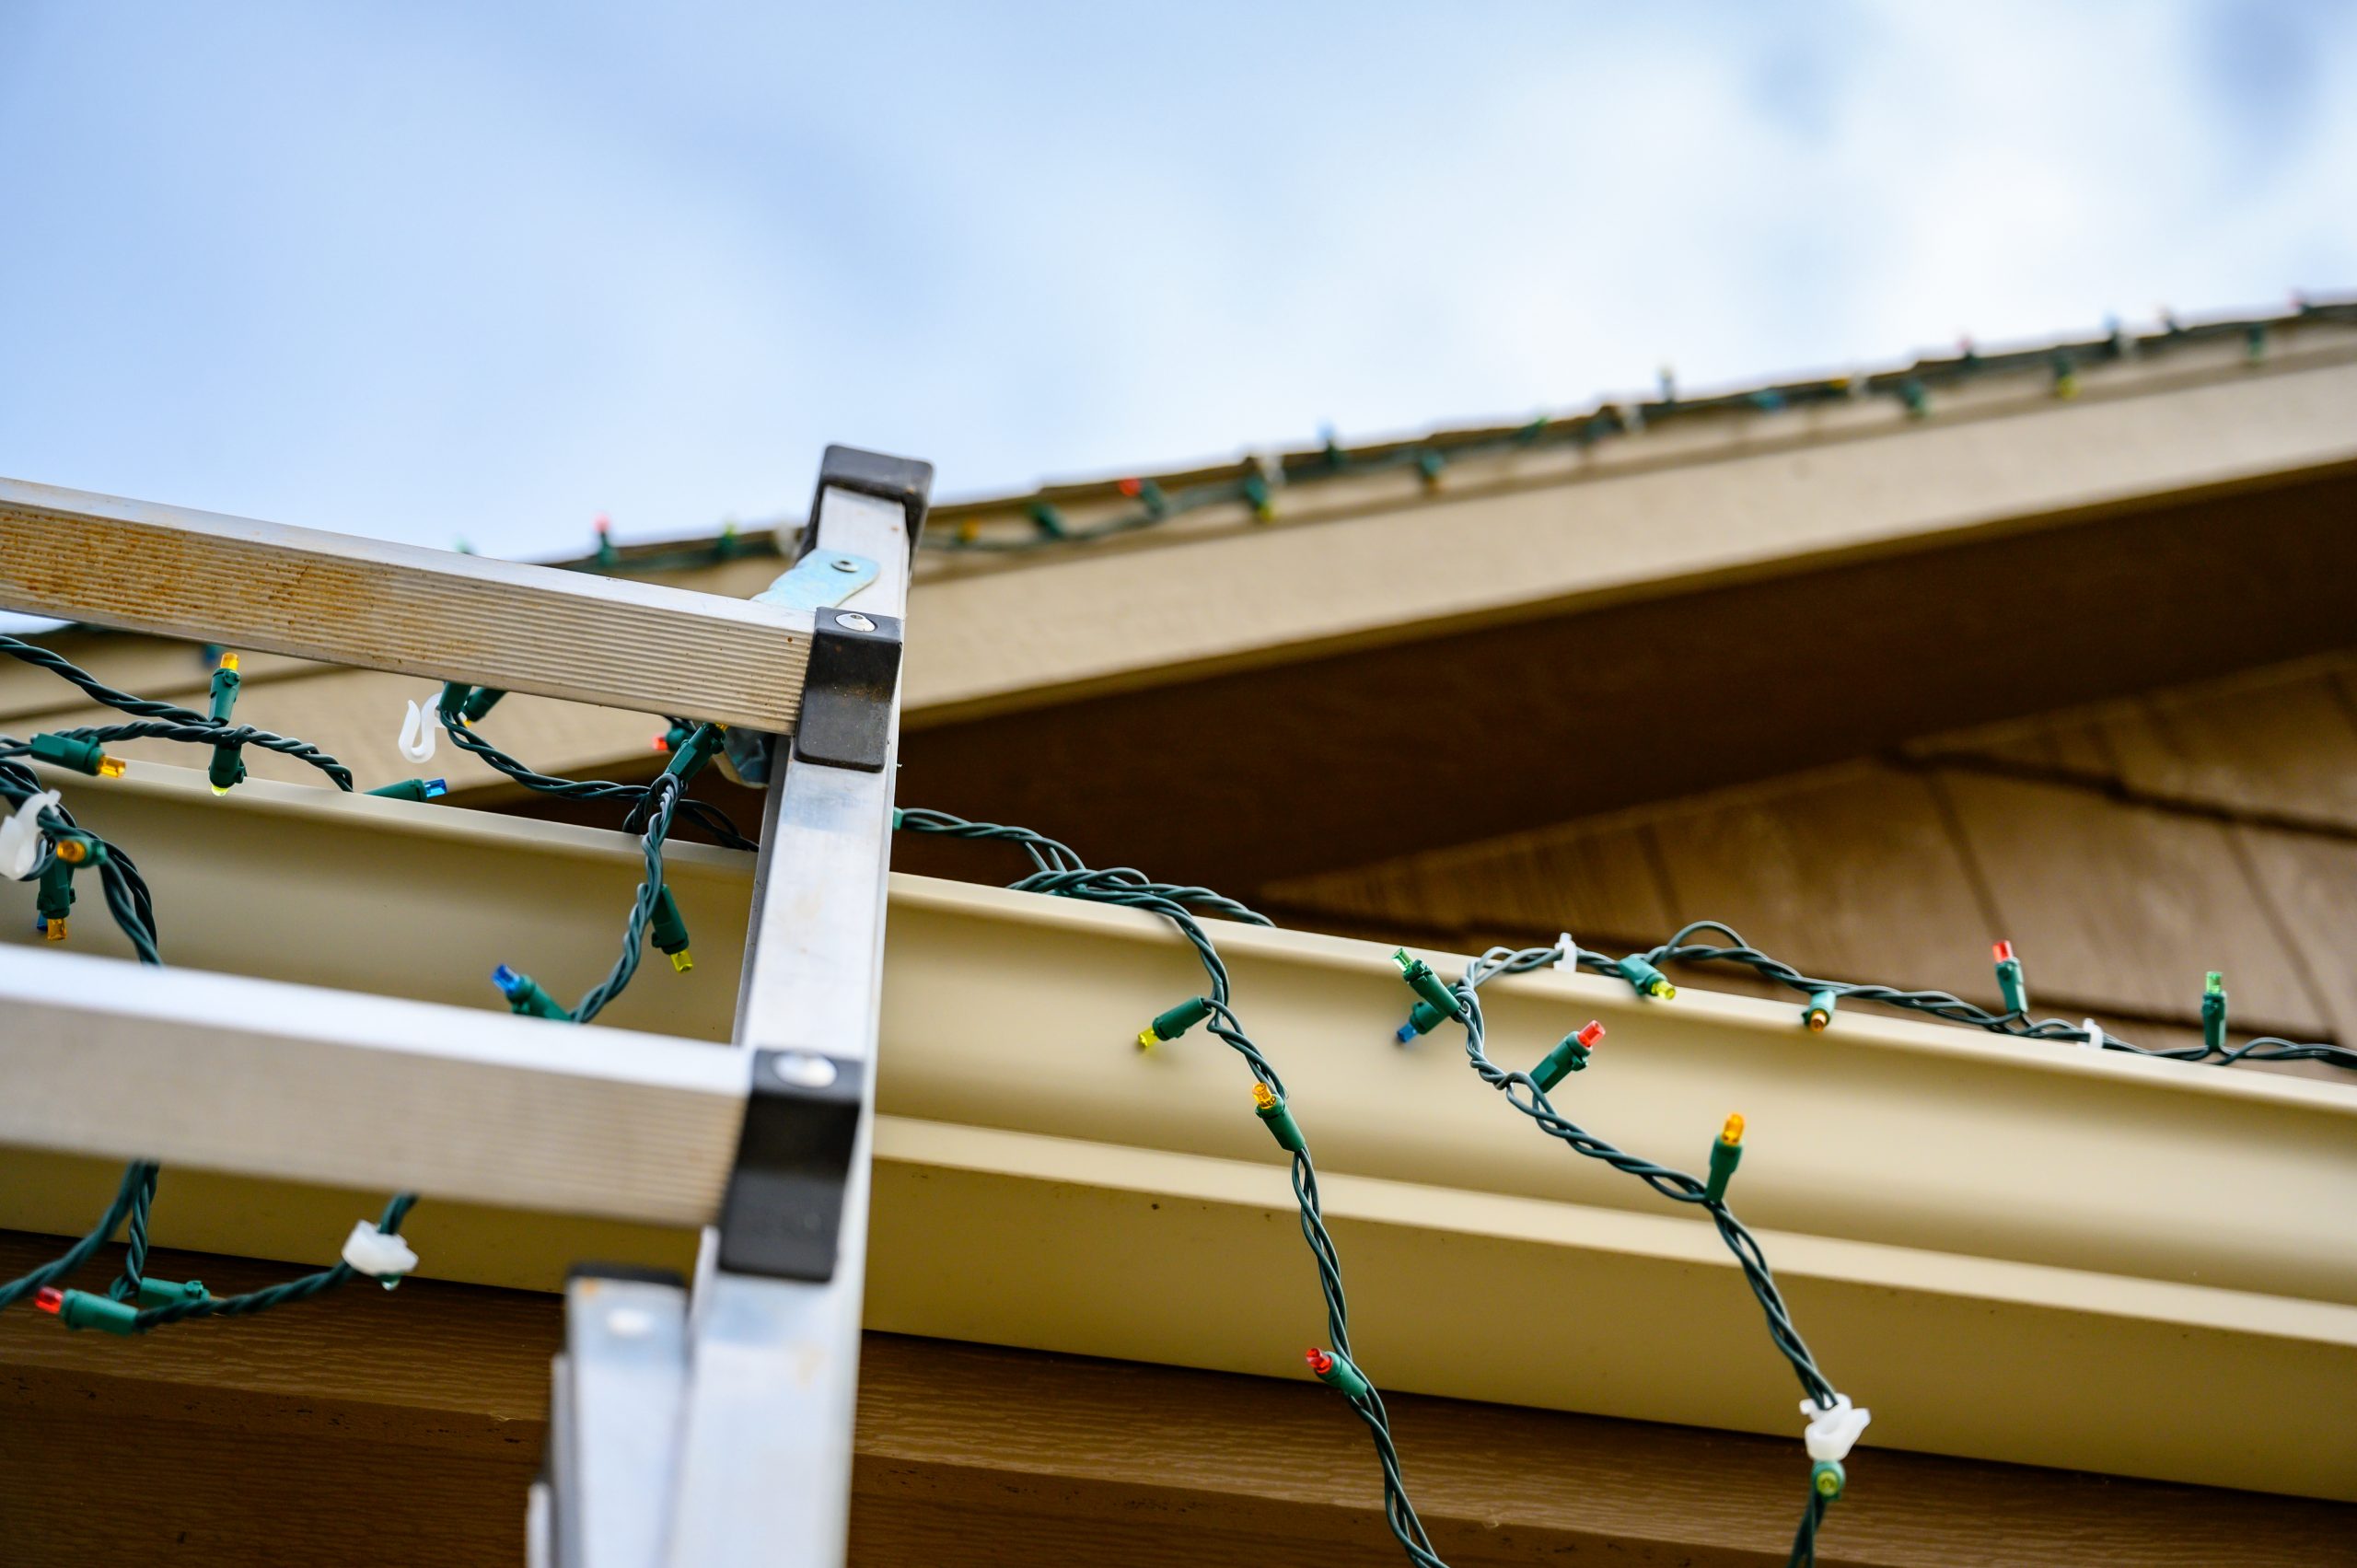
xmin=2 ymin=2 xmax=2351 ymax=561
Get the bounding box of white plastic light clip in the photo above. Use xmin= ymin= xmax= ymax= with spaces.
xmin=1799 ymin=1394 xmax=1871 ymax=1462
xmin=2079 ymin=1018 xmax=2106 ymax=1051
xmin=1556 ymin=932 xmax=1578 ymax=970
xmin=343 ymin=1219 xmax=419 ymax=1288
xmin=398 ymin=699 xmax=438 ymax=763
xmin=1 ymin=790 xmax=62 ymax=880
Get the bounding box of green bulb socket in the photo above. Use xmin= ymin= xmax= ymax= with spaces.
xmin=438 ymin=682 xmax=473 ymax=720
xmin=1898 ymin=377 xmax=1929 ymax=417
xmin=1240 ymin=474 xmax=1273 ymax=520
xmin=650 ymin=884 xmax=693 ymax=970
xmin=1417 ymin=450 xmax=1446 ymax=486
xmin=1995 ymin=958 xmax=2028 ymax=1016
xmin=1136 ymin=480 xmax=1168 ymax=517
xmin=366 ymin=778 xmax=441 ymax=802
xmin=493 ymin=966 xmax=570 ymax=1021
xmin=1614 ymin=954 xmax=1676 ymax=1000
xmin=1140 ymin=995 xmax=1213 ymax=1050
xmin=1804 ymin=990 xmax=1837 ymax=1032
xmin=206 ymin=672 xmax=247 ymax=793
xmin=1307 ymin=1347 xmax=1372 ymax=1399
xmin=50 ymin=1289 xmax=143 ymax=1335
xmin=1393 ymin=950 xmax=1465 ymax=1022
xmin=1531 ymin=1026 xmax=1600 ymax=1093
xmin=1394 ymin=999 xmax=1449 ymax=1044
xmin=1027 ymin=502 xmax=1066 ymax=539
xmin=1704 ymin=1135 xmax=1744 ymax=1205
xmin=2202 ymin=970 xmax=2227 ymax=1052
xmin=35 ymin=859 xmax=75 ymax=931
xmin=29 ymin=732 xmax=120 ymax=777
xmin=459 ymin=687 xmax=507 ymax=724
xmin=662 ymin=722 xmax=725 ymax=783
xmin=51 ymin=834 xmax=108 ymax=870
xmin=1812 ymin=1460 xmax=1845 ymax=1501
xmin=135 ymin=1276 xmax=211 ymax=1308
xmin=1254 ymin=1086 xmax=1307 ymax=1153
xmin=207 ymin=661 xmax=242 ymax=724
xmin=890 ymin=807 xmax=906 ymax=830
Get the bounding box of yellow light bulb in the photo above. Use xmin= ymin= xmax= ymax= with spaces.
xmin=1251 ymin=1082 xmax=1278 ymax=1112
xmin=1805 ymin=1008 xmax=1829 ymax=1032
xmin=1135 ymin=1027 xmax=1158 ymax=1051
xmin=669 ymin=950 xmax=694 ymax=973
xmin=1720 ymin=1112 xmax=1745 ymax=1147
xmin=96 ymin=757 xmax=126 ymax=778
xmin=218 ymin=652 xmax=240 ymax=672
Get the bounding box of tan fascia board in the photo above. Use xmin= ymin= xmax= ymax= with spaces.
xmin=16 ymin=334 xmax=2355 ymax=769
xmin=6 ymin=332 xmax=2354 ymax=785
xmin=898 ymin=343 xmax=2357 ymax=723
xmin=2 ymin=761 xmax=2351 ymax=1498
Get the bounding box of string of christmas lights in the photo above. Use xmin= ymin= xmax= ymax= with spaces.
xmin=909 ymin=302 xmax=2353 ymax=558
xmin=1563 ymin=921 xmax=2356 ymax=1072
xmin=2 ymin=628 xmax=2342 ymax=1562
xmin=517 ymin=305 xmax=2348 ymax=575
xmin=896 ymin=807 xmax=1872 ymax=1567
xmin=446 ymin=690 xmax=726 ymax=1022
xmin=0 ymin=648 xmax=430 ymax=1333
xmin=894 ymin=807 xmax=1452 ymax=1566
xmin=0 ymin=793 xmax=419 ymax=1330
xmin=1401 ymin=938 xmax=1862 ymax=1560
xmin=428 ymin=687 xmax=760 ymax=852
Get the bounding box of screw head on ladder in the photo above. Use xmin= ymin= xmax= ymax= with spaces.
xmin=771 ymin=1051 xmax=840 ymax=1089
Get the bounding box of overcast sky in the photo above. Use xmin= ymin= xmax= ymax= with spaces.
xmin=2 ymin=2 xmax=2350 ymax=561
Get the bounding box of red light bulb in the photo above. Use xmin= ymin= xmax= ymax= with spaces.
xmin=33 ymin=1286 xmax=64 ymax=1314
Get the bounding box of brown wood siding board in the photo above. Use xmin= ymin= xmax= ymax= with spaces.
xmin=896 ymin=470 xmax=2357 ymax=894
xmin=1642 ymin=766 xmax=1992 ymax=984
xmin=1263 ymin=818 xmax=1671 ymax=944
xmin=6 ymin=1224 xmax=2352 ymax=1567
xmin=2109 ymin=670 xmax=2357 ymax=828
xmin=1933 ymin=772 xmax=2325 ymax=1031
xmin=2235 ymin=826 xmax=2357 ymax=1049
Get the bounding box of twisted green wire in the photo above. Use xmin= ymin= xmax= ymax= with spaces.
xmin=1 ymin=652 xmax=414 ymax=1334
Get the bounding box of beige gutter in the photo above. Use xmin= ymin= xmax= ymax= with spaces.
xmin=1 ymin=762 xmax=2351 ymax=1499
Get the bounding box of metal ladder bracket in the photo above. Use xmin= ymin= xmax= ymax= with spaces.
xmin=790 ymin=607 xmax=901 ymax=773
xmin=715 ymin=1051 xmax=864 ymax=1281
xmin=795 ymin=444 xmax=934 ymax=561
